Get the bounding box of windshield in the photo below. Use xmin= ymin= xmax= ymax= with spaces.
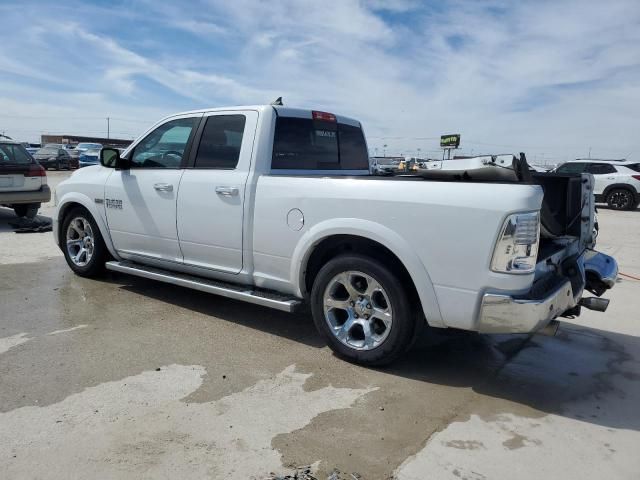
xmin=375 ymin=158 xmax=396 ymax=165
xmin=77 ymin=143 xmax=102 ymax=150
xmin=37 ymin=147 xmax=58 ymax=154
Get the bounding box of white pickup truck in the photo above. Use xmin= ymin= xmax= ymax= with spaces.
xmin=53 ymin=105 xmax=618 ymax=365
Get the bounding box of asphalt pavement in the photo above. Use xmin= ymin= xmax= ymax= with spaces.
xmin=1 ymin=170 xmax=638 ymax=479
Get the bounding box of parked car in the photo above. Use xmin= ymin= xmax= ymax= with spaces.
xmin=371 ymin=157 xmax=400 ymax=175
xmin=0 ymin=138 xmax=51 ymax=218
xmin=34 ymin=146 xmax=73 ymax=170
xmin=78 ymin=149 xmax=101 ymax=168
xmin=53 ymin=105 xmax=617 ymax=365
xmin=554 ymin=160 xmax=640 ymax=210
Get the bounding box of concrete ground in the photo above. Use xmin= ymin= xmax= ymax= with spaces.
xmin=1 ymin=170 xmax=638 ymax=479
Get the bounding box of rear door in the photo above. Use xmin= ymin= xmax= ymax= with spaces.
xmin=585 ymin=163 xmax=617 ymax=194
xmin=104 ymin=114 xmax=201 ymax=262
xmin=177 ymin=111 xmax=257 ymax=274
xmin=0 ymin=143 xmax=40 ymax=192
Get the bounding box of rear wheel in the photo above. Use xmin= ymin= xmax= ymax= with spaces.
xmin=606 ymin=188 xmax=634 ymax=210
xmin=13 ymin=203 xmax=39 ymax=219
xmin=310 ymin=254 xmax=420 ymax=366
xmin=61 ymin=207 xmax=108 ymax=277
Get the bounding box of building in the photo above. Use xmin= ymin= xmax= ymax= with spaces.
xmin=40 ymin=134 xmax=132 ymax=149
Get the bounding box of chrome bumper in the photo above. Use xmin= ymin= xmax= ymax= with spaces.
xmin=477 ymin=250 xmax=617 ymax=334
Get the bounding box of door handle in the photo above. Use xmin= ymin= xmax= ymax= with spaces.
xmin=153 ymin=183 xmax=173 ymax=192
xmin=215 ymin=186 xmax=239 ymax=197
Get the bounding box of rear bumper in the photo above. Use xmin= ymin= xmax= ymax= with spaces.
xmin=0 ymin=185 xmax=51 ymax=204
xmin=477 ymin=250 xmax=617 ymax=334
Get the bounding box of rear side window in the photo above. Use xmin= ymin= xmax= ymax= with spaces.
xmin=556 ymin=162 xmax=587 ymax=174
xmin=586 ymin=163 xmax=616 ymax=174
xmin=194 ymin=115 xmax=246 ymax=169
xmin=272 ymin=117 xmax=369 ymax=170
xmin=626 ymin=163 xmax=640 ymax=173
xmin=0 ymin=144 xmax=32 ymax=164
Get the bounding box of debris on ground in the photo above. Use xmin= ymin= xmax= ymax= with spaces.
xmin=265 ymin=466 xmax=366 ymax=480
xmin=8 ymin=216 xmax=52 ymax=233
xmin=265 ymin=465 xmax=317 ymax=480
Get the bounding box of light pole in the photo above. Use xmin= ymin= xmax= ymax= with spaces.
xmin=107 ymin=117 xmax=110 ymax=139
xmin=383 ymin=144 xmax=388 ymax=157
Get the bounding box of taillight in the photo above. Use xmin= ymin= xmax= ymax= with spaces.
xmin=25 ymin=164 xmax=46 ymax=177
xmin=491 ymin=212 xmax=540 ymax=274
xmin=312 ymin=110 xmax=336 ymax=122
xmin=632 ymin=175 xmax=640 ymax=181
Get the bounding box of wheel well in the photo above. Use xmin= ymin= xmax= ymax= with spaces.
xmin=303 ymin=234 xmax=421 ymax=306
xmin=603 ymin=183 xmax=638 ymax=198
xmin=56 ymin=202 xmax=84 ymax=245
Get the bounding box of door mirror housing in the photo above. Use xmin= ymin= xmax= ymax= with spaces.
xmin=100 ymin=147 xmax=129 ymax=169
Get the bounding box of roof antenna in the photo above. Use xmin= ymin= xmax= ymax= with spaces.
xmin=270 ymin=96 xmax=283 ymax=106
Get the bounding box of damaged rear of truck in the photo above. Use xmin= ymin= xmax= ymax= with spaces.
xmin=474 ymin=155 xmax=617 ymax=334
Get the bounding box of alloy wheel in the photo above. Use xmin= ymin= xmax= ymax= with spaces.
xmin=66 ymin=216 xmax=95 ymax=267
xmin=322 ymin=271 xmax=393 ymax=351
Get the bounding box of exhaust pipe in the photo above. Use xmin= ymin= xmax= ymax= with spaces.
xmin=579 ymin=297 xmax=610 ymax=312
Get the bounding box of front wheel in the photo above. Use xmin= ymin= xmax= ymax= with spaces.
xmin=61 ymin=207 xmax=108 ymax=277
xmin=310 ymin=254 xmax=420 ymax=366
xmin=606 ymin=188 xmax=634 ymax=210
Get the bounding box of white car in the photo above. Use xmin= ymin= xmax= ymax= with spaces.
xmin=53 ymin=105 xmax=617 ymax=365
xmin=554 ymin=160 xmax=640 ymax=210
xmin=0 ymin=138 xmax=51 ymax=218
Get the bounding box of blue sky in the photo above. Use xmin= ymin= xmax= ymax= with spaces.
xmin=0 ymin=0 xmax=639 ymax=163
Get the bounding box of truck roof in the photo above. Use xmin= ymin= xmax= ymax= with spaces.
xmin=164 ymin=105 xmax=361 ymax=127
xmin=568 ymin=159 xmax=637 ymax=165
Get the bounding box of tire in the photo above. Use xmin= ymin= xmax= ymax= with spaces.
xmin=13 ymin=203 xmax=39 ymax=219
xmin=606 ymin=188 xmax=634 ymax=210
xmin=61 ymin=207 xmax=108 ymax=277
xmin=310 ymin=254 xmax=420 ymax=366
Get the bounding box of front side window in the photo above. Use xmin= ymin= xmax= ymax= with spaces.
xmin=586 ymin=163 xmax=616 ymax=175
xmin=556 ymin=162 xmax=587 ymax=174
xmin=271 ymin=117 xmax=368 ymax=170
xmin=130 ymin=117 xmax=198 ymax=168
xmin=194 ymin=115 xmax=246 ymax=169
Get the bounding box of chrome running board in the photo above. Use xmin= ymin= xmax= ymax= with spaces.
xmin=105 ymin=260 xmax=302 ymax=313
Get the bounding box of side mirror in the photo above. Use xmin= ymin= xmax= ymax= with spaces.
xmin=100 ymin=148 xmax=129 ymax=169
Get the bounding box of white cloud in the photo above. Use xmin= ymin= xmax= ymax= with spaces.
xmin=0 ymin=0 xmax=638 ymax=162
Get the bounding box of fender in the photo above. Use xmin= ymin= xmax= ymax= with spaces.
xmin=289 ymin=218 xmax=444 ymax=327
xmin=55 ymin=192 xmax=121 ymax=260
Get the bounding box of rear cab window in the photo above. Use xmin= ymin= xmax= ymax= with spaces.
xmin=0 ymin=143 xmax=33 ymax=165
xmin=271 ymin=111 xmax=369 ymax=172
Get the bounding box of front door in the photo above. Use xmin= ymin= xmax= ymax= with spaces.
xmin=104 ymin=114 xmax=201 ymax=263
xmin=177 ymin=111 xmax=257 ymax=274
